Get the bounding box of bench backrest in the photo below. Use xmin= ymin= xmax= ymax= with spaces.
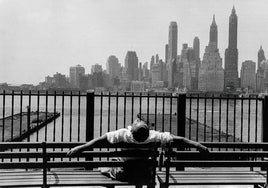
xmin=0 ymin=142 xmax=161 ymax=186
xmin=162 ymin=142 xmax=268 ymax=186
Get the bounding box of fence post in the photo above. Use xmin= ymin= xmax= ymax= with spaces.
xmin=86 ymin=91 xmax=95 ymax=142
xmin=261 ymin=96 xmax=268 ymax=171
xmin=176 ymin=94 xmax=186 ymax=171
xmin=85 ymin=91 xmax=94 ymax=170
xmin=262 ymin=96 xmax=268 ymax=143
xmin=177 ymin=94 xmax=186 ymax=137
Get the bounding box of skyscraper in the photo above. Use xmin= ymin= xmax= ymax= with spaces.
xmin=168 ymin=22 xmax=178 ymax=88
xmin=224 ymin=6 xmax=239 ymax=90
xmin=198 ymin=16 xmax=224 ymax=92
xmin=209 ymin=15 xmax=218 ymax=48
xmin=125 ymin=51 xmax=139 ymax=81
xmin=106 ymin=55 xmax=120 ymax=79
xmin=258 ymin=46 xmax=266 ymax=69
xmin=240 ymin=60 xmax=256 ymax=91
xmin=165 ymin=44 xmax=168 ymax=64
xmin=69 ymin=65 xmax=85 ymax=88
xmin=193 ymin=37 xmax=200 ymax=61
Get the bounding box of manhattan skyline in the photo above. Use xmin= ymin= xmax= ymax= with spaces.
xmin=1 ymin=0 xmax=268 ymax=85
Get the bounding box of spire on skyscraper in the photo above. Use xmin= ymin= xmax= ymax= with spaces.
xmin=211 ymin=14 xmax=216 ymax=26
xmin=232 ymin=5 xmax=236 ymax=14
xmin=209 ymin=14 xmax=218 ymax=48
xmin=258 ymin=45 xmax=266 ymax=68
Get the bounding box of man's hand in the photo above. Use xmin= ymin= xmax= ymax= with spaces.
xmin=198 ymin=144 xmax=210 ymax=154
xmin=66 ymin=146 xmax=81 ymax=157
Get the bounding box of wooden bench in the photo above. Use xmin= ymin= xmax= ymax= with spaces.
xmin=0 ymin=142 xmax=160 ymax=188
xmin=157 ymin=142 xmax=268 ymax=188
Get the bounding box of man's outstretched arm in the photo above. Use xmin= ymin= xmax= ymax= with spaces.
xmin=171 ymin=135 xmax=209 ymax=153
xmin=67 ymin=134 xmax=109 ymax=156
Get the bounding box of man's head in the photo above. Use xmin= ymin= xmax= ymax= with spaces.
xmin=131 ymin=119 xmax=149 ymax=142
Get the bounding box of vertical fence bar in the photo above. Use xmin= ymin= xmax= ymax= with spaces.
xmin=19 ymin=91 xmax=22 ymax=161
xmin=204 ymin=95 xmax=207 ymax=142
xmin=61 ymin=92 xmax=65 ymax=160
xmin=255 ymin=96 xmax=258 ymax=143
xmin=53 ymin=91 xmax=56 ymax=142
xmin=78 ymin=91 xmax=81 ymax=142
xmin=27 ymin=106 xmax=30 ymax=143
xmin=2 ymin=90 xmax=5 ymax=142
xmin=196 ymin=94 xmax=199 ymax=141
xmin=86 ymin=91 xmax=94 ymax=142
xmin=262 ymin=96 xmax=268 ymax=143
xmin=211 ymin=95 xmax=214 ymax=142
xmin=233 ymin=98 xmax=236 ymax=142
xmin=100 ymin=92 xmax=103 ymax=136
xmin=61 ymin=91 xmax=64 ymax=142
xmin=20 ymin=91 xmax=23 ymax=137
xmin=69 ymin=91 xmax=73 ymax=142
xmin=108 ymin=92 xmax=111 ymax=132
xmin=219 ymin=95 xmax=222 ymax=142
xmin=28 ymin=91 xmax=31 ymax=142
xmin=162 ymin=94 xmax=165 ymax=132
xmin=248 ymin=98 xmax=251 ymax=142
xmin=226 ymin=96 xmax=229 ymax=142
xmin=139 ymin=92 xmax=142 ymax=118
xmin=11 ymin=90 xmax=14 ymax=141
xmin=36 ymin=91 xmax=40 ymax=142
xmin=189 ymin=94 xmax=192 ymax=140
xmin=155 ymin=93 xmax=158 ymax=130
xmin=169 ymin=95 xmax=173 ymax=133
xmin=123 ymin=92 xmax=126 ymax=128
xmin=241 ymin=98 xmax=244 ymax=142
xmin=45 ymin=91 xmax=48 ymax=142
xmin=147 ymin=93 xmax=150 ymax=127
xmin=115 ymin=92 xmax=119 ymax=130
xmin=131 ymin=92 xmax=134 ymax=123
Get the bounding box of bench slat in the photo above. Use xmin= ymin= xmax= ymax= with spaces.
xmin=157 ymin=171 xmax=266 ymax=185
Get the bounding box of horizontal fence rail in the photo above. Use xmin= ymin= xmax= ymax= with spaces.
xmin=0 ymin=90 xmax=267 ymax=143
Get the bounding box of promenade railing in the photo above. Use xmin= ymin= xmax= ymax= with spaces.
xmin=0 ymin=90 xmax=267 ymax=143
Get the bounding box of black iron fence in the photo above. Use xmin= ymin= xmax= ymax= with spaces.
xmin=0 ymin=91 xmax=267 ymax=143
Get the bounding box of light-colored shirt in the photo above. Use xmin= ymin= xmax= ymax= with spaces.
xmin=106 ymin=126 xmax=173 ymax=145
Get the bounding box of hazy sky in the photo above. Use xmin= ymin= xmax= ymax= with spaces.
xmin=1 ymin=0 xmax=268 ymax=85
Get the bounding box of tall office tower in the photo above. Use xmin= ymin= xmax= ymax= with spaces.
xmin=224 ymin=6 xmax=239 ymax=90
xmin=155 ymin=54 xmax=159 ymax=64
xmin=193 ymin=37 xmax=201 ymax=89
xmin=257 ymin=60 xmax=268 ymax=92
xmin=106 ymin=55 xmax=120 ymax=79
xmin=258 ymin=46 xmax=266 ymax=69
xmin=165 ymin=44 xmax=168 ymax=64
xmin=142 ymin=62 xmax=150 ymax=80
xmin=150 ymin=56 xmax=155 ymax=70
xmin=193 ymin=37 xmax=200 ymax=61
xmin=124 ymin=51 xmax=139 ymax=81
xmin=240 ymin=60 xmax=256 ymax=91
xmin=69 ymin=65 xmax=85 ymax=88
xmin=168 ymin=21 xmax=178 ymax=88
xmin=198 ymin=16 xmax=224 ymax=92
xmin=138 ymin=62 xmax=142 ymax=81
xmin=209 ymin=15 xmax=218 ymax=48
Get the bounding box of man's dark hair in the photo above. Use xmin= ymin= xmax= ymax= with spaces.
xmin=131 ymin=121 xmax=149 ymax=142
